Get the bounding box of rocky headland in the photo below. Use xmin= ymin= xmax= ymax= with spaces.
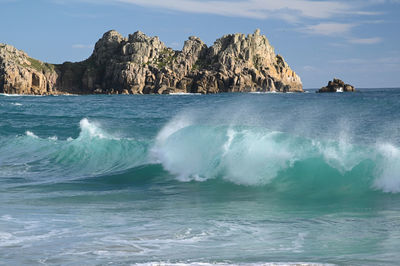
xmin=318 ymin=78 xmax=355 ymax=93
xmin=0 ymin=29 xmax=303 ymax=95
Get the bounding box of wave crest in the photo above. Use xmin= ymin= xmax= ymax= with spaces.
xmin=0 ymin=118 xmax=148 ymax=180
xmin=2 ymin=116 xmax=400 ymax=194
xmin=152 ymin=115 xmax=400 ymax=193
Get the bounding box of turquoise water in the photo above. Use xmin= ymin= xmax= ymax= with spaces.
xmin=1 ymin=89 xmax=400 ymax=265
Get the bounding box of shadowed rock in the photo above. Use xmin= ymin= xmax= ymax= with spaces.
xmin=318 ymin=78 xmax=355 ymax=93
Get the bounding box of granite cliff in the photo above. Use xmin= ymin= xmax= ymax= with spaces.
xmin=0 ymin=29 xmax=303 ymax=95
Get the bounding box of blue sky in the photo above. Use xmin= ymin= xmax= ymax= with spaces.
xmin=1 ymin=0 xmax=399 ymax=88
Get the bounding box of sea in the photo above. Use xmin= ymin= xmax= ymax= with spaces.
xmin=1 ymin=89 xmax=400 ymax=265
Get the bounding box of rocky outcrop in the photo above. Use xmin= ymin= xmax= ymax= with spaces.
xmin=0 ymin=29 xmax=303 ymax=95
xmin=0 ymin=44 xmax=58 ymax=95
xmin=318 ymin=78 xmax=355 ymax=93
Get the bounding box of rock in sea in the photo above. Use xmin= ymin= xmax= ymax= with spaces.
xmin=318 ymin=78 xmax=355 ymax=93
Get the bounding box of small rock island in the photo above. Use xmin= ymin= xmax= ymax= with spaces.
xmin=0 ymin=29 xmax=303 ymax=95
xmin=318 ymin=78 xmax=355 ymax=93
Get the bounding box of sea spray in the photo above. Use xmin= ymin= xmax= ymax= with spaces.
xmin=151 ymin=113 xmax=400 ymax=193
xmin=373 ymin=143 xmax=400 ymax=193
xmin=25 ymin=131 xmax=39 ymax=138
xmin=79 ymin=118 xmax=111 ymax=139
xmin=2 ymin=116 xmax=400 ymax=194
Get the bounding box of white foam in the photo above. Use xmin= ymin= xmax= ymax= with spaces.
xmin=25 ymin=131 xmax=38 ymax=138
xmin=0 ymin=229 xmax=67 ymax=248
xmin=314 ymin=128 xmax=365 ymax=174
xmin=222 ymin=128 xmax=235 ymax=156
xmin=0 ymin=93 xmax=78 ymax=97
xmin=249 ymin=91 xmax=278 ymax=94
xmin=79 ymin=118 xmax=110 ymax=139
xmin=292 ymin=232 xmax=308 ymax=253
xmin=152 ymin=118 xmax=297 ymax=185
xmin=151 ymin=115 xmax=213 ymax=181
xmin=0 ymin=232 xmax=13 ymax=241
xmin=11 ymin=102 xmax=22 ymax=106
xmin=316 ymin=140 xmax=359 ymax=173
xmin=154 ymin=115 xmax=193 ymax=145
xmin=169 ymin=92 xmax=202 ymax=95
xmin=0 ymin=93 xmax=43 ymax=97
xmin=221 ymin=130 xmax=295 ymax=185
xmin=78 ymin=118 xmax=127 ymax=141
xmin=177 ymin=174 xmax=208 ymax=182
xmin=1 ymin=215 xmax=13 ymax=221
xmin=374 ymin=143 xmax=400 ymax=193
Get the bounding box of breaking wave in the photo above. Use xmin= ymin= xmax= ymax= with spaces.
xmin=0 ymin=118 xmax=148 ymax=180
xmin=1 ymin=117 xmax=400 ymax=194
xmin=151 ymin=114 xmax=400 ymax=194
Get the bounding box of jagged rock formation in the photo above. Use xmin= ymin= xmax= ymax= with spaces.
xmin=0 ymin=44 xmax=58 ymax=95
xmin=0 ymin=29 xmax=303 ymax=95
xmin=318 ymin=78 xmax=355 ymax=93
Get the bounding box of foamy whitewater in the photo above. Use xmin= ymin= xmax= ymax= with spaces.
xmin=1 ymin=89 xmax=400 ymax=265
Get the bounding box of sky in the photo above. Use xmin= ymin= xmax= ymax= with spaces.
xmin=1 ymin=0 xmax=399 ymax=88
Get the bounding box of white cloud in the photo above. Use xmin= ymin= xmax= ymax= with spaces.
xmin=303 ymin=65 xmax=317 ymax=71
xmin=114 ymin=0 xmax=358 ymax=20
xmin=330 ymin=58 xmax=368 ymax=64
xmin=54 ymin=0 xmax=387 ymax=43
xmin=303 ymin=23 xmax=355 ymax=36
xmin=72 ymin=44 xmax=94 ymax=49
xmin=348 ymin=37 xmax=383 ymax=44
xmin=368 ymin=0 xmax=400 ymax=3
xmin=50 ymin=0 xmax=389 ymax=21
xmin=330 ymin=56 xmax=400 ymax=65
xmin=378 ymin=56 xmax=400 ymax=63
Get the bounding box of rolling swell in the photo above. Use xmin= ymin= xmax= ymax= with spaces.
xmin=0 ymin=118 xmax=149 ymax=181
xmin=2 ymin=115 xmax=400 ymax=195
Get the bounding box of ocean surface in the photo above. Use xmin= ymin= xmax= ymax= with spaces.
xmin=1 ymin=89 xmax=400 ymax=265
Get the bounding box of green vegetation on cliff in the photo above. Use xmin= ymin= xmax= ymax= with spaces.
xmin=24 ymin=57 xmax=55 ymax=73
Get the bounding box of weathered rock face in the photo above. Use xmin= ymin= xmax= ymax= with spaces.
xmin=0 ymin=44 xmax=58 ymax=95
xmin=318 ymin=78 xmax=355 ymax=93
xmin=0 ymin=29 xmax=303 ymax=95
